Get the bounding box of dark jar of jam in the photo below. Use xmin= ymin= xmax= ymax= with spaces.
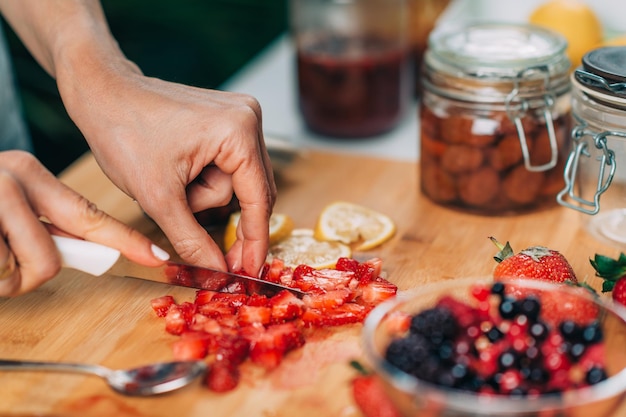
xmin=290 ymin=0 xmax=411 ymax=138
xmin=420 ymin=23 xmax=572 ymax=215
xmin=557 ymin=47 xmax=626 ymax=248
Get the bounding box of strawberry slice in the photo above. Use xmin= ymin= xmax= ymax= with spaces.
xmin=268 ymin=290 xmax=306 ymax=323
xmin=302 ymin=288 xmax=354 ymax=310
xmin=295 ymin=268 xmax=356 ymax=292
xmin=150 ymin=295 xmax=175 ymax=317
xmin=358 ymin=279 xmax=397 ymax=305
xmin=302 ymin=303 xmax=369 ymax=328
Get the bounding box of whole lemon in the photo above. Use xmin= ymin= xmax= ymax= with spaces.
xmin=529 ymin=0 xmax=603 ymax=68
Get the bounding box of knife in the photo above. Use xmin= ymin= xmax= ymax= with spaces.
xmin=52 ymin=235 xmax=304 ymax=298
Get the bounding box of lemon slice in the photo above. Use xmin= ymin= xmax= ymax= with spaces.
xmin=314 ymin=201 xmax=396 ymax=251
xmin=223 ymin=211 xmax=294 ymax=251
xmin=267 ymin=229 xmax=351 ymax=269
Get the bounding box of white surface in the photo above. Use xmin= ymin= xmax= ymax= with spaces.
xmin=221 ymin=35 xmax=420 ymax=162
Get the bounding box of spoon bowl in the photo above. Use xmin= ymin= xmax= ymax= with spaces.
xmin=0 ymin=359 xmax=207 ymax=396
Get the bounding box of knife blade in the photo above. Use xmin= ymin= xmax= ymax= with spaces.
xmin=52 ymin=235 xmax=304 ymax=297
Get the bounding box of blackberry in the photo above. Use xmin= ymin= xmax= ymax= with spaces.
xmin=410 ymin=306 xmax=459 ymax=346
xmin=385 ymin=333 xmax=432 ymax=374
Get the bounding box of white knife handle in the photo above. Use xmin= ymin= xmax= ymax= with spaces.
xmin=52 ymin=235 xmax=121 ymax=276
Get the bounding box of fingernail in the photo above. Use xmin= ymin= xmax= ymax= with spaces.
xmin=151 ymin=244 xmax=170 ymax=261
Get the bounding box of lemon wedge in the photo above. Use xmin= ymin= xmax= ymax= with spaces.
xmin=314 ymin=201 xmax=396 ymax=251
xmin=223 ymin=211 xmax=294 ymax=252
xmin=529 ymin=0 xmax=603 ymax=68
xmin=267 ymin=229 xmax=351 ymax=269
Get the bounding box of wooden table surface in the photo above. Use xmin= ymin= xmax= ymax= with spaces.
xmin=0 ymin=150 xmax=622 ymax=417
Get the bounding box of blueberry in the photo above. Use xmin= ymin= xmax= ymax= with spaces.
xmin=484 ymin=326 xmax=503 ymax=343
xmin=491 ymin=282 xmax=506 ymax=297
xmin=529 ymin=321 xmax=549 ymax=341
xmin=516 ymin=296 xmax=541 ymax=321
xmin=581 ymin=322 xmax=603 ymax=345
xmin=498 ymin=349 xmax=519 ymax=369
xmin=499 ymin=297 xmax=518 ymax=319
xmin=559 ymin=320 xmax=583 ymax=341
xmin=586 ymin=367 xmax=607 ymax=385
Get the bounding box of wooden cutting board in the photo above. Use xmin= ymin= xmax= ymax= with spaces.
xmin=0 ymin=150 xmax=621 ymax=417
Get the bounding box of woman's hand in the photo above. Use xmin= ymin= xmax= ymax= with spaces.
xmin=0 ymin=151 xmax=169 ymax=296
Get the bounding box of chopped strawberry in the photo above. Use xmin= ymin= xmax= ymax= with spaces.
xmin=215 ymin=334 xmax=250 ymax=365
xmin=266 ymin=258 xmax=286 ymax=283
xmin=150 ymin=295 xmax=175 ymax=317
xmin=268 ymin=290 xmax=306 ymax=323
xmin=194 ymin=290 xmax=217 ymax=306
xmin=237 ymin=305 xmax=272 ymax=326
xmin=358 ymin=279 xmax=397 ymax=305
xmin=351 ymin=373 xmax=402 ymax=417
xmin=164 ymin=303 xmax=192 ymax=335
xmin=295 ymin=268 xmax=355 ymax=292
xmin=211 ymin=293 xmax=248 ymax=309
xmin=302 ymin=303 xmax=368 ymax=328
xmin=205 ymin=360 xmax=240 ymax=393
xmin=196 ymin=299 xmax=237 ymax=319
xmin=247 ymin=293 xmax=270 ymax=307
xmin=189 ymin=314 xmax=222 ymax=334
xmin=336 ymin=257 xmax=360 ymax=273
xmin=172 ymin=333 xmax=209 ymax=360
xmin=302 ymin=288 xmax=353 ymax=310
xmin=292 ymin=264 xmax=315 ymax=281
xmin=245 ymin=322 xmax=304 ymax=369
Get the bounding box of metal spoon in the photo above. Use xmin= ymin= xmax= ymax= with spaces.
xmin=0 ymin=359 xmax=207 ymax=396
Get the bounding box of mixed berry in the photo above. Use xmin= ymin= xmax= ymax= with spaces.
xmin=384 ymin=281 xmax=608 ymax=396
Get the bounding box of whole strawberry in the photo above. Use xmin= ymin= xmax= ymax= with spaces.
xmin=590 ymin=252 xmax=626 ymax=306
xmin=490 ymin=237 xmax=577 ymax=284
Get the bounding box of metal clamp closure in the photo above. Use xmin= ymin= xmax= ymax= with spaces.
xmin=505 ymin=65 xmax=558 ymax=172
xmin=556 ymin=124 xmax=620 ymax=215
xmin=575 ymin=69 xmax=626 ymax=97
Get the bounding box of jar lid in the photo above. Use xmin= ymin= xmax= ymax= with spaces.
xmin=427 ymin=22 xmax=569 ymax=79
xmin=575 ymin=46 xmax=626 ymax=98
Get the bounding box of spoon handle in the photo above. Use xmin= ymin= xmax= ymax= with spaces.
xmin=0 ymin=359 xmax=109 ymax=378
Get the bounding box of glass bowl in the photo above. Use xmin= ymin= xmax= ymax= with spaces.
xmin=362 ymin=277 xmax=626 ymax=417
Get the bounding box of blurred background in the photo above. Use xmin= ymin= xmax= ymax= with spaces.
xmin=0 ymin=0 xmax=287 ymax=174
xmin=2 ymin=0 xmax=624 ymax=175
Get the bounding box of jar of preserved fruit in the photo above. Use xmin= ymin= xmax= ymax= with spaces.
xmin=557 ymin=46 xmax=626 ymax=248
xmin=290 ymin=0 xmax=411 ymax=138
xmin=420 ymin=23 xmax=572 ymax=215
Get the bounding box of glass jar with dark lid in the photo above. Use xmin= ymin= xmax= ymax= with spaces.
xmin=557 ymin=46 xmax=626 ymax=248
xmin=420 ymin=22 xmax=572 ymax=215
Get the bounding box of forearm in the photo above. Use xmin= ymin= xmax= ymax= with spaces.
xmin=0 ymin=0 xmax=121 ymax=77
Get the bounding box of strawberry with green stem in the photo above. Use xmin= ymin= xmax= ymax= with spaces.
xmin=489 ymin=237 xmax=578 ymax=284
xmin=590 ymin=253 xmax=626 ymax=306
